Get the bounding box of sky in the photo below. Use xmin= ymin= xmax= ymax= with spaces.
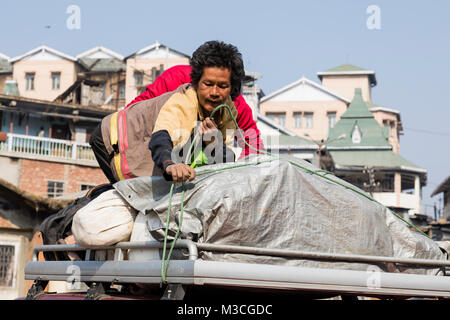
xmin=0 ymin=0 xmax=449 ymax=216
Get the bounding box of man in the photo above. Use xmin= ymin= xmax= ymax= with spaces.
xmin=127 ymin=65 xmax=264 ymax=159
xmin=90 ymin=41 xmax=243 ymax=183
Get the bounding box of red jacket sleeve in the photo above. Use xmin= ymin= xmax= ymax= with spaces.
xmin=233 ymin=95 xmax=266 ymax=158
xmin=126 ymin=65 xmax=192 ymax=107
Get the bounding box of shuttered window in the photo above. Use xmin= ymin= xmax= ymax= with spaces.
xmin=0 ymin=245 xmax=15 ymax=287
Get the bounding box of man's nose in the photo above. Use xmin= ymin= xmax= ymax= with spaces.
xmin=210 ymin=85 xmax=219 ymax=96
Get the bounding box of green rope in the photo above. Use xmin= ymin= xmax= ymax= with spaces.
xmin=160 ymin=103 xmax=429 ymax=284
xmin=161 ymin=134 xmax=198 ymax=283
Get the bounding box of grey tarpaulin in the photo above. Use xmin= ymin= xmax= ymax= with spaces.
xmin=113 ymin=155 xmax=446 ymax=275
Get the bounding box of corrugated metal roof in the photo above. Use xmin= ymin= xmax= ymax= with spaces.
xmin=0 ymin=58 xmax=12 ymax=74
xmin=79 ymin=58 xmax=126 ymax=72
xmin=329 ymin=150 xmax=425 ymax=172
xmin=263 ymin=134 xmax=317 ymax=148
xmin=327 ymin=88 xmax=391 ymax=148
xmin=317 ymin=64 xmax=377 ymax=86
xmin=322 ymin=64 xmax=371 ymax=73
xmin=431 ymin=176 xmax=450 ymax=197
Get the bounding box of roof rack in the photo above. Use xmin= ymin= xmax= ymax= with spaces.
xmin=25 ymin=240 xmax=450 ymax=300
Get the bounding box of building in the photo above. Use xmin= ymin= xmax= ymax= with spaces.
xmin=124 ymin=41 xmax=190 ymax=104
xmin=325 ymin=88 xmax=426 ymax=215
xmin=0 ymin=177 xmax=71 ymax=299
xmin=0 ymin=42 xmax=193 ymax=199
xmin=0 ymin=93 xmax=110 ymax=197
xmin=56 ymin=46 xmax=127 ymax=109
xmin=0 ymin=53 xmax=13 ymax=94
xmin=259 ymin=76 xmax=350 ymax=142
xmin=9 ymin=46 xmax=81 ymax=102
xmin=256 ymin=113 xmax=317 ymax=162
xmin=259 ymin=64 xmax=403 ymax=154
xmin=430 ymin=176 xmax=450 ymax=240
xmin=242 ymin=70 xmax=264 ymax=121
xmin=432 ymin=176 xmax=450 ymax=220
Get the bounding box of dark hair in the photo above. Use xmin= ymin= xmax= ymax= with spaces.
xmin=190 ymin=41 xmax=244 ymax=100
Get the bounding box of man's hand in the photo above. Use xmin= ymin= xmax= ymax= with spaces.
xmin=199 ymin=118 xmax=219 ymax=146
xmin=165 ymin=163 xmax=196 ymax=182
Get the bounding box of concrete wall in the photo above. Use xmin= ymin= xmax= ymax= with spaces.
xmin=0 ymin=156 xmax=21 ymax=186
xmin=84 ymin=72 xmax=126 ymax=108
xmin=0 ymin=74 xmax=12 ymax=94
xmin=371 ymin=110 xmax=401 ymax=153
xmin=0 ymin=192 xmax=40 ymax=300
xmin=125 ymin=57 xmax=189 ymax=104
xmin=18 ymin=159 xmax=108 ymax=197
xmin=13 ymin=59 xmax=79 ymax=101
xmin=259 ymin=100 xmax=348 ymax=141
xmin=0 ymin=233 xmax=30 ymax=300
xmin=321 ymin=75 xmax=372 ymax=102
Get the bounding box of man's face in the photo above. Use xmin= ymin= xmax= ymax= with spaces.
xmin=196 ymin=66 xmax=231 ymax=115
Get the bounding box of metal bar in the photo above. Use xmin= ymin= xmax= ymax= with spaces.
xmin=25 ymin=260 xmax=196 ymax=285
xmin=0 ymin=105 xmax=102 ymax=122
xmin=31 ymin=241 xmax=449 ymax=267
xmin=194 ymin=260 xmax=450 ymax=298
xmin=24 ymin=259 xmax=450 ymax=298
xmin=31 ymin=240 xmax=198 ymax=262
xmin=196 ymin=243 xmax=450 ymax=268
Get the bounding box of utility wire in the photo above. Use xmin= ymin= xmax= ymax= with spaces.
xmin=404 ymin=127 xmax=450 ymax=137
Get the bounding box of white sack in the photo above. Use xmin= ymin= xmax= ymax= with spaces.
xmin=72 ymin=189 xmax=137 ymax=247
xmin=128 ymin=212 xmax=162 ymax=261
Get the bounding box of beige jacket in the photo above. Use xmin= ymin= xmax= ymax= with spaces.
xmin=101 ymin=84 xmax=237 ymax=181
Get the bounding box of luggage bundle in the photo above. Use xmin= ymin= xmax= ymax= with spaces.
xmin=40 ymin=155 xmax=447 ymax=277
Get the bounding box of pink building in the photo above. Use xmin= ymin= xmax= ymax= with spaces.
xmin=259 ymin=64 xmax=402 ymax=154
xmin=124 ymin=41 xmax=190 ymax=104
xmin=9 ymin=46 xmax=80 ymax=102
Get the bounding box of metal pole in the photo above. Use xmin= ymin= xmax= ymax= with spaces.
xmin=196 ymin=243 xmax=450 ymax=268
xmin=318 ymin=142 xmax=322 ymax=169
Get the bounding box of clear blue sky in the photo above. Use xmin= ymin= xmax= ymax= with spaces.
xmin=1 ymin=0 xmax=449 ymax=216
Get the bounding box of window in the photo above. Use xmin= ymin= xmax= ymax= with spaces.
xmin=80 ymin=184 xmax=95 ymax=192
xmin=328 ymin=112 xmax=337 ymax=129
xmin=101 ymin=83 xmax=106 ymax=100
xmin=266 ymin=113 xmax=275 ymax=122
xmin=47 ymin=181 xmax=64 ymax=198
xmin=26 ymin=73 xmax=35 ymax=90
xmin=266 ymin=112 xmax=286 ymax=127
xmin=51 ymin=72 xmax=61 ymax=90
xmin=0 ymin=245 xmax=15 ymax=287
xmin=277 ymin=114 xmax=286 ymax=127
xmin=351 ymin=123 xmax=362 ymax=144
xmin=119 ymin=82 xmax=125 ymax=99
xmin=304 ymin=113 xmax=314 ymax=128
xmin=293 ymin=113 xmax=302 ymax=128
xmin=383 ymin=119 xmax=395 ymax=136
xmin=134 ymin=71 xmax=144 ymax=87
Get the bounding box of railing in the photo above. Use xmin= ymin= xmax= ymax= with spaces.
xmin=372 ymin=191 xmax=421 ymax=214
xmin=0 ymin=133 xmax=96 ymax=163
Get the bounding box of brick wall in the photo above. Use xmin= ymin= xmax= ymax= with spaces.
xmin=19 ymin=159 xmax=108 ymax=197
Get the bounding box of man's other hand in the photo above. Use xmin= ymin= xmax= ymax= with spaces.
xmin=199 ymin=118 xmax=219 ymax=146
xmin=165 ymin=163 xmax=196 ymax=182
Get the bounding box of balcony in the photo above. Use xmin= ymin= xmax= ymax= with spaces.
xmin=0 ymin=133 xmax=98 ymax=167
xmin=372 ymin=192 xmax=421 ymax=214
